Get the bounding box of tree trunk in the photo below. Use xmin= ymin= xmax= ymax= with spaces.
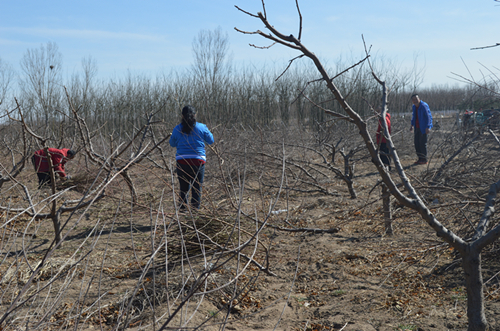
xmin=51 ymin=215 xmax=62 ymax=245
xmin=462 ymin=249 xmax=488 ymax=331
xmin=382 ymin=183 xmax=392 ymax=235
xmin=343 ymin=155 xmax=356 ymax=199
xmin=346 ymin=179 xmax=357 ymax=199
xmin=44 ymin=147 xmax=61 ymax=245
xmin=121 ymin=170 xmax=137 ymax=204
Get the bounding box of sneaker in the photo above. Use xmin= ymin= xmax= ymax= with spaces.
xmin=416 ymin=160 xmax=428 ymax=165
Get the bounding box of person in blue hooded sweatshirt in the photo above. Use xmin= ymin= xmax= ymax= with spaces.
xmin=169 ymin=105 xmax=214 ymax=211
xmin=410 ymin=94 xmax=433 ymax=165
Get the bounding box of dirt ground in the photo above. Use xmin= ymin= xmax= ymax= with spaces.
xmin=206 ymin=155 xmax=500 ymax=331
xmin=1 ymin=118 xmax=500 ymax=331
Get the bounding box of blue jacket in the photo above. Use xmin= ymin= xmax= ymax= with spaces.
xmin=411 ymin=101 xmax=433 ymax=134
xmin=169 ymin=122 xmax=214 ymax=161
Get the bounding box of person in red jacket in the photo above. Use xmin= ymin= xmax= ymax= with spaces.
xmin=32 ymin=148 xmax=76 ymax=188
xmin=376 ymin=107 xmax=392 ymax=171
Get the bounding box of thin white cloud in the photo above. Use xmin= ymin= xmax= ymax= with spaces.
xmin=443 ymin=8 xmax=469 ymax=18
xmin=0 ymin=37 xmax=32 ymax=46
xmin=325 ymin=16 xmax=340 ymax=22
xmin=0 ymin=27 xmax=166 ymax=42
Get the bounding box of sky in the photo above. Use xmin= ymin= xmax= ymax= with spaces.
xmin=0 ymin=0 xmax=499 ymax=88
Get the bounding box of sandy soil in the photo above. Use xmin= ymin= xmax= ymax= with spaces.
xmin=2 ymin=123 xmax=500 ymax=331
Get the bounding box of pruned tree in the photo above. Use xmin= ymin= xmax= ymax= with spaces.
xmin=65 ymin=88 xmax=171 ymax=204
xmin=3 ymin=99 xmax=109 ymax=246
xmin=0 ymin=119 xmax=30 ymax=190
xmin=257 ymin=140 xmax=362 ymax=199
xmin=236 ymin=2 xmax=500 ymax=330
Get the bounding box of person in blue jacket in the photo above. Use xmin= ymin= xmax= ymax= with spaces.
xmin=169 ymin=105 xmax=214 ymax=211
xmin=410 ymin=94 xmax=433 ymax=165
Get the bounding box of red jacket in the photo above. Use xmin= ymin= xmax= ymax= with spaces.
xmin=33 ymin=148 xmax=72 ymax=177
xmin=376 ymin=113 xmax=391 ymax=144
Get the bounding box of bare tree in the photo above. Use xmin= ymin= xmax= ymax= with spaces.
xmin=191 ymin=27 xmax=233 ymax=124
xmin=19 ymin=42 xmax=64 ymax=127
xmin=0 ymin=57 xmax=15 ymax=108
xmin=3 ymin=100 xmax=108 ymax=245
xmin=0 ymin=125 xmax=30 ymax=191
xmin=235 ymin=3 xmax=500 ymax=330
xmin=67 ymin=56 xmax=99 ymax=121
xmin=65 ymin=89 xmax=171 ymax=204
xmin=191 ymin=27 xmax=231 ymax=87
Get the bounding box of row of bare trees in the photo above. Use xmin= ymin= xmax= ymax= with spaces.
xmin=2 ymin=36 xmax=498 ymax=138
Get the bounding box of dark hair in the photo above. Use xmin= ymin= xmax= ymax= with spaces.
xmin=411 ymin=94 xmax=419 ymax=99
xmin=67 ymin=150 xmax=76 ymax=158
xmin=181 ymin=105 xmax=197 ymax=134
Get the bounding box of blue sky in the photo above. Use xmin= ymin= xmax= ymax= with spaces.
xmin=0 ymin=0 xmax=498 ymax=88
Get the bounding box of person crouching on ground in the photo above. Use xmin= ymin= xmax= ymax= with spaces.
xmin=376 ymin=106 xmax=392 ymax=171
xmin=169 ymin=105 xmax=214 ymax=211
xmin=32 ymin=148 xmax=76 ymax=188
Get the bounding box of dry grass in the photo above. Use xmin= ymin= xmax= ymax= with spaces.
xmin=1 ymin=118 xmax=500 ymax=330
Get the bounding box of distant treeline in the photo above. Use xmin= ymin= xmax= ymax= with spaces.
xmin=1 ymin=39 xmax=499 ymax=135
